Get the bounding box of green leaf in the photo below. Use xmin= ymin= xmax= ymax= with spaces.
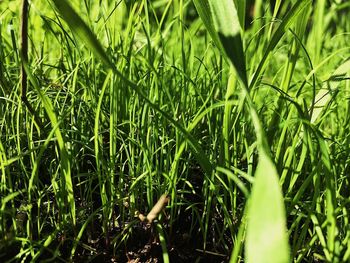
xmin=193 ymin=0 xmax=247 ymax=86
xmin=246 ymin=153 xmax=290 ymax=263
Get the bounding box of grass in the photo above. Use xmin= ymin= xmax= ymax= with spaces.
xmin=1 ymin=0 xmax=350 ymax=262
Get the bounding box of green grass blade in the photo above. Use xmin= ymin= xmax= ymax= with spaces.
xmin=50 ymin=0 xmax=213 ymax=176
xmin=51 ymin=0 xmax=114 ymax=69
xmin=233 ymin=0 xmax=246 ymax=31
xmin=193 ymin=0 xmax=247 ymax=86
xmin=311 ymin=59 xmax=350 ymax=123
xmin=193 ymin=3 xmax=290 ymax=262
xmin=23 ymin=61 xmax=75 ymax=227
xmin=0 ymin=139 xmax=10 ymax=192
xmin=249 ymin=0 xmax=312 ymax=90
xmin=94 ymin=71 xmax=112 ymax=234
xmin=245 ymin=153 xmax=290 ymax=263
xmin=192 ymin=0 xmax=224 ymax=53
xmin=156 ymin=223 xmax=170 ymax=263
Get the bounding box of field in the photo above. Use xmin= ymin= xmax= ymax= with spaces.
xmin=0 ymin=0 xmax=350 ymax=262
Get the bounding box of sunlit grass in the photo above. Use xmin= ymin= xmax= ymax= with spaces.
xmin=1 ymin=0 xmax=350 ymax=262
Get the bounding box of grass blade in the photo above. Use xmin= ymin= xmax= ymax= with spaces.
xmin=245 ymin=153 xmax=290 ymax=263
xmin=311 ymin=59 xmax=350 ymax=123
xmin=249 ymin=0 xmax=312 ymax=90
xmin=50 ymin=0 xmax=113 ymax=69
xmin=50 ymin=0 xmax=213 ymax=175
xmin=193 ymin=0 xmax=247 ymax=86
xmin=193 ymin=1 xmax=290 ymax=262
xmin=233 ymin=0 xmax=246 ymax=31
xmin=23 ymin=61 xmax=75 ymax=227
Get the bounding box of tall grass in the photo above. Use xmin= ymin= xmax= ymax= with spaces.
xmin=1 ymin=0 xmax=350 ymax=262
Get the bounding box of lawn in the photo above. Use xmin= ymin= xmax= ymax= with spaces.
xmin=0 ymin=0 xmax=350 ymax=262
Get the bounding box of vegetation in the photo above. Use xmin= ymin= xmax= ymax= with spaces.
xmin=0 ymin=0 xmax=349 ymax=262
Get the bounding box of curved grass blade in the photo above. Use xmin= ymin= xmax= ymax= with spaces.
xmin=193 ymin=0 xmax=247 ymax=86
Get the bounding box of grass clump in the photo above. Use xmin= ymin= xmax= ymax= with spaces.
xmin=1 ymin=0 xmax=350 ymax=262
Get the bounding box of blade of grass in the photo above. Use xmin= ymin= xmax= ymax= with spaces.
xmin=311 ymin=59 xmax=350 ymax=124
xmin=94 ymin=71 xmax=112 ymax=237
xmin=193 ymin=1 xmax=290 ymax=262
xmin=249 ymin=0 xmax=312 ymax=90
xmin=50 ymin=0 xmax=214 ymax=176
xmin=245 ymin=153 xmax=290 ymax=263
xmin=23 ymin=61 xmax=75 ymax=227
xmin=233 ymin=0 xmax=246 ymax=31
xmin=193 ymin=0 xmax=247 ymax=86
xmin=156 ymin=223 xmax=170 ymax=263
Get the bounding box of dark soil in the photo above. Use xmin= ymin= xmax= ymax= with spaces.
xmin=0 ymin=174 xmax=232 ymax=263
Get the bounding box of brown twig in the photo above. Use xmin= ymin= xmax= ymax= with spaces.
xmin=138 ymin=194 xmax=170 ymax=223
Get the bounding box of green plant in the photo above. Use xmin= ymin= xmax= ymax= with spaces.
xmin=0 ymin=0 xmax=349 ymax=262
